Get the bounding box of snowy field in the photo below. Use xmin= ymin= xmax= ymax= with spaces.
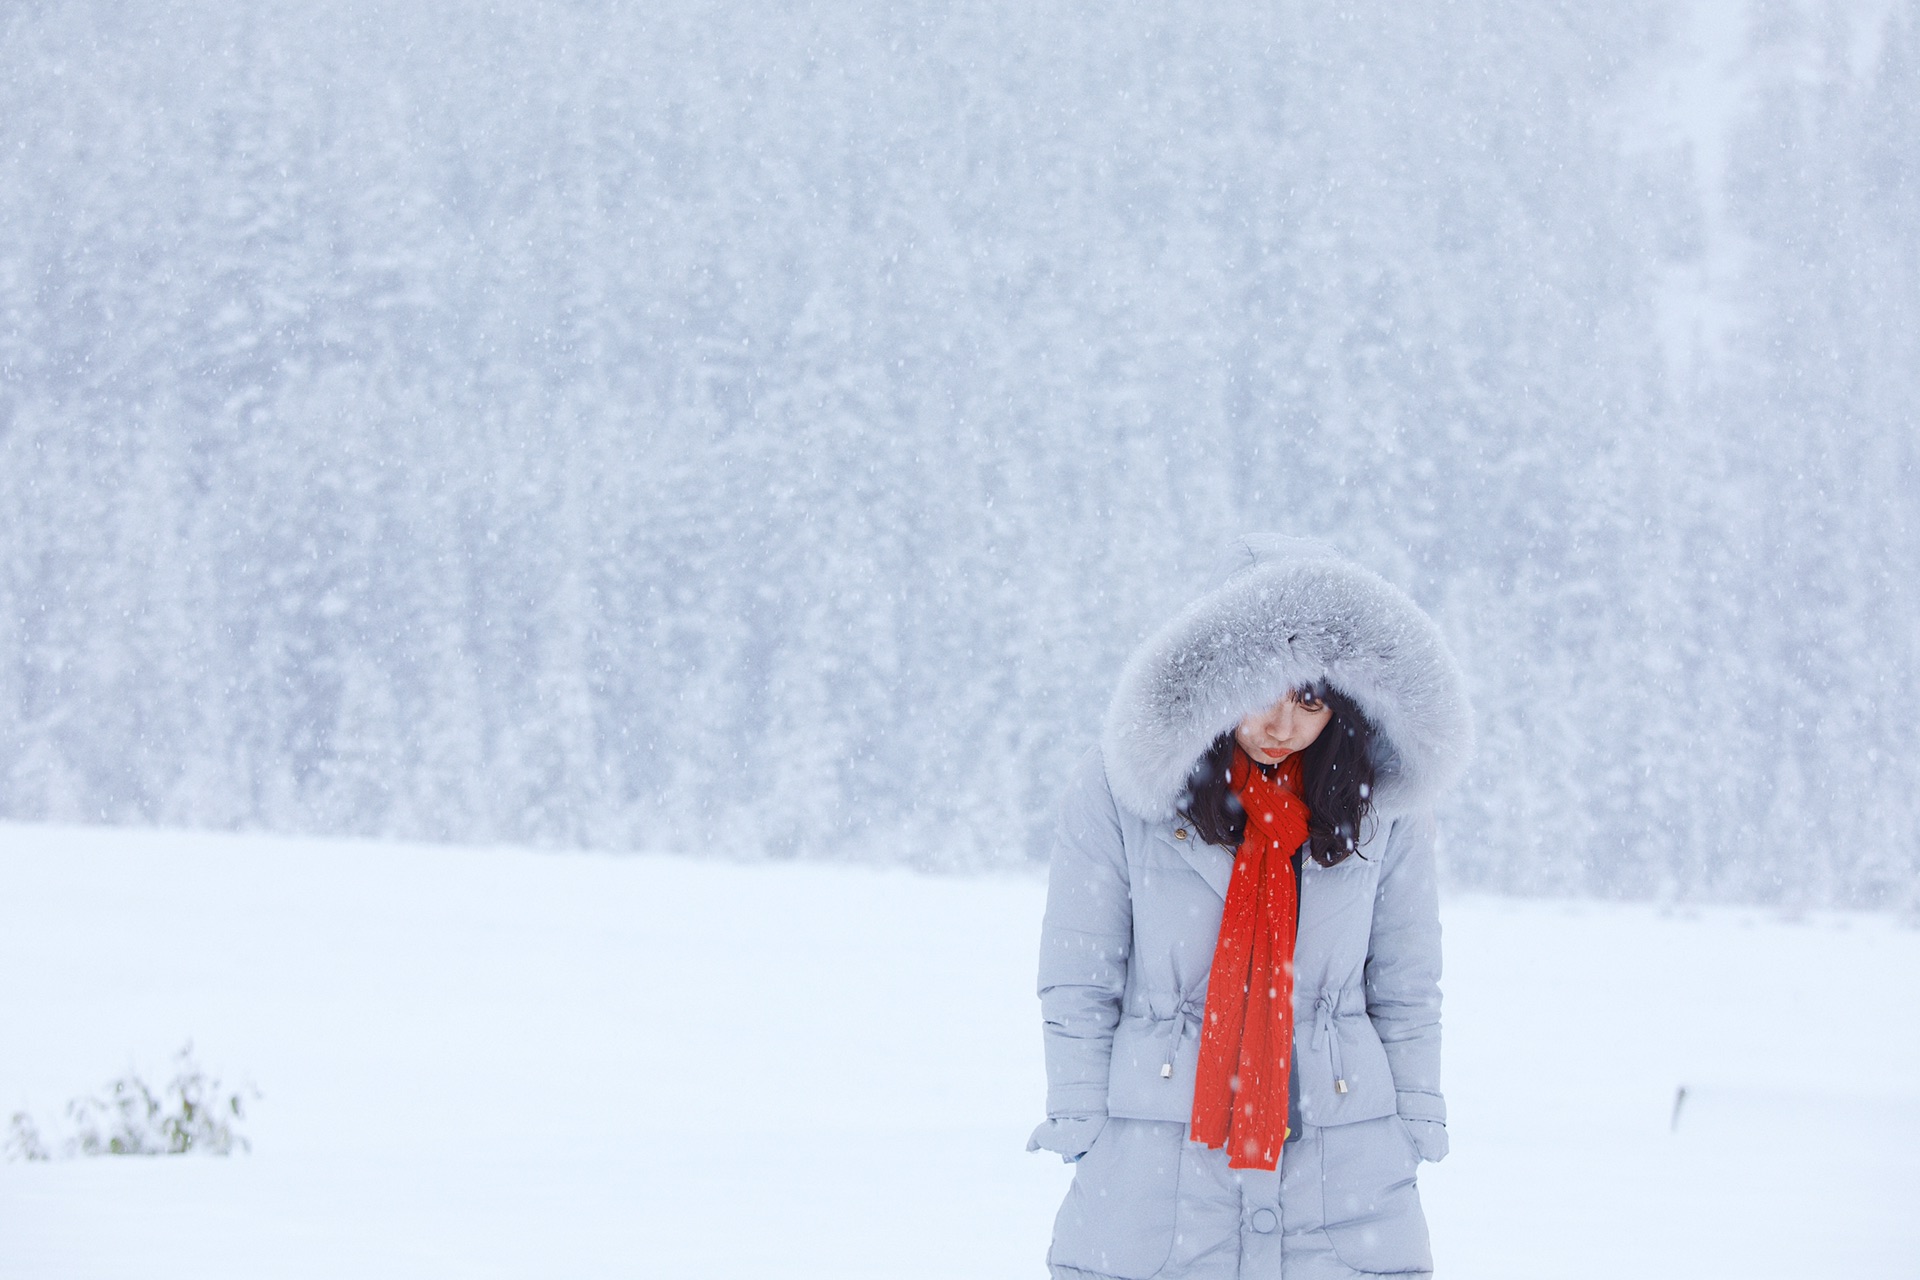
xmin=3 ymin=823 xmax=1917 ymax=1279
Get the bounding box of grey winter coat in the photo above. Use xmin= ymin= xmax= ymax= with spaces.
xmin=1029 ymin=536 xmax=1473 ymax=1279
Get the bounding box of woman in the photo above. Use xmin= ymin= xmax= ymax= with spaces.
xmin=1028 ymin=535 xmax=1473 ymax=1279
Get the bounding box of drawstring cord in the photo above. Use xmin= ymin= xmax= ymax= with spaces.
xmin=1160 ymin=986 xmax=1352 ymax=1095
xmin=1311 ymin=989 xmax=1349 ymax=1094
xmin=1159 ymin=991 xmax=1207 ymax=1078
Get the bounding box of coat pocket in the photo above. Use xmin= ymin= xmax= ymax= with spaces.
xmin=1319 ymin=1114 xmax=1432 ymax=1275
xmin=1047 ymin=1118 xmax=1185 ymax=1280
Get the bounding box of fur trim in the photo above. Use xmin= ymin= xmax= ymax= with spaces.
xmin=1101 ymin=535 xmax=1473 ymax=821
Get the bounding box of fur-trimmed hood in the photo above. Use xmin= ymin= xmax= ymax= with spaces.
xmin=1101 ymin=534 xmax=1473 ymax=821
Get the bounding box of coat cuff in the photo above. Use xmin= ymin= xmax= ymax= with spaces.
xmin=1395 ymin=1088 xmax=1447 ymax=1126
xmin=1026 ymin=1114 xmax=1107 ymax=1162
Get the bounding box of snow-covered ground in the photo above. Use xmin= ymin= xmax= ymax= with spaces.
xmin=3 ymin=823 xmax=1916 ymax=1278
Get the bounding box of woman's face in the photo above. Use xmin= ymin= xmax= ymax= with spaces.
xmin=1233 ymin=689 xmax=1334 ymax=766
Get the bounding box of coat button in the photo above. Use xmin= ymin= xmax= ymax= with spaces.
xmin=1250 ymin=1208 xmax=1278 ymax=1234
xmin=1174 ymin=827 xmax=1189 ymax=840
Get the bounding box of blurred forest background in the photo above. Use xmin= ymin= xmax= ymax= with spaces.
xmin=2 ymin=0 xmax=1915 ymax=906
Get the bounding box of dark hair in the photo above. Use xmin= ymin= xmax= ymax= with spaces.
xmin=1178 ymin=682 xmax=1379 ymax=867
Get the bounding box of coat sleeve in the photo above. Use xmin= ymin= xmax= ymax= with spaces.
xmin=1026 ymin=746 xmax=1132 ymax=1158
xmin=1364 ymin=807 xmax=1447 ymax=1138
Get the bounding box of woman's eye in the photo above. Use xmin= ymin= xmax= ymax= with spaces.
xmin=1298 ymin=698 xmax=1324 ymax=712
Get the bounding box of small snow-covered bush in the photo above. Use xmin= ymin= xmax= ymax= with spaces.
xmin=6 ymin=1044 xmax=256 ymax=1160
xmin=6 ymin=1111 xmax=50 ymax=1161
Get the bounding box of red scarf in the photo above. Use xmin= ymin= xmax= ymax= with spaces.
xmin=1189 ymin=746 xmax=1310 ymax=1170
